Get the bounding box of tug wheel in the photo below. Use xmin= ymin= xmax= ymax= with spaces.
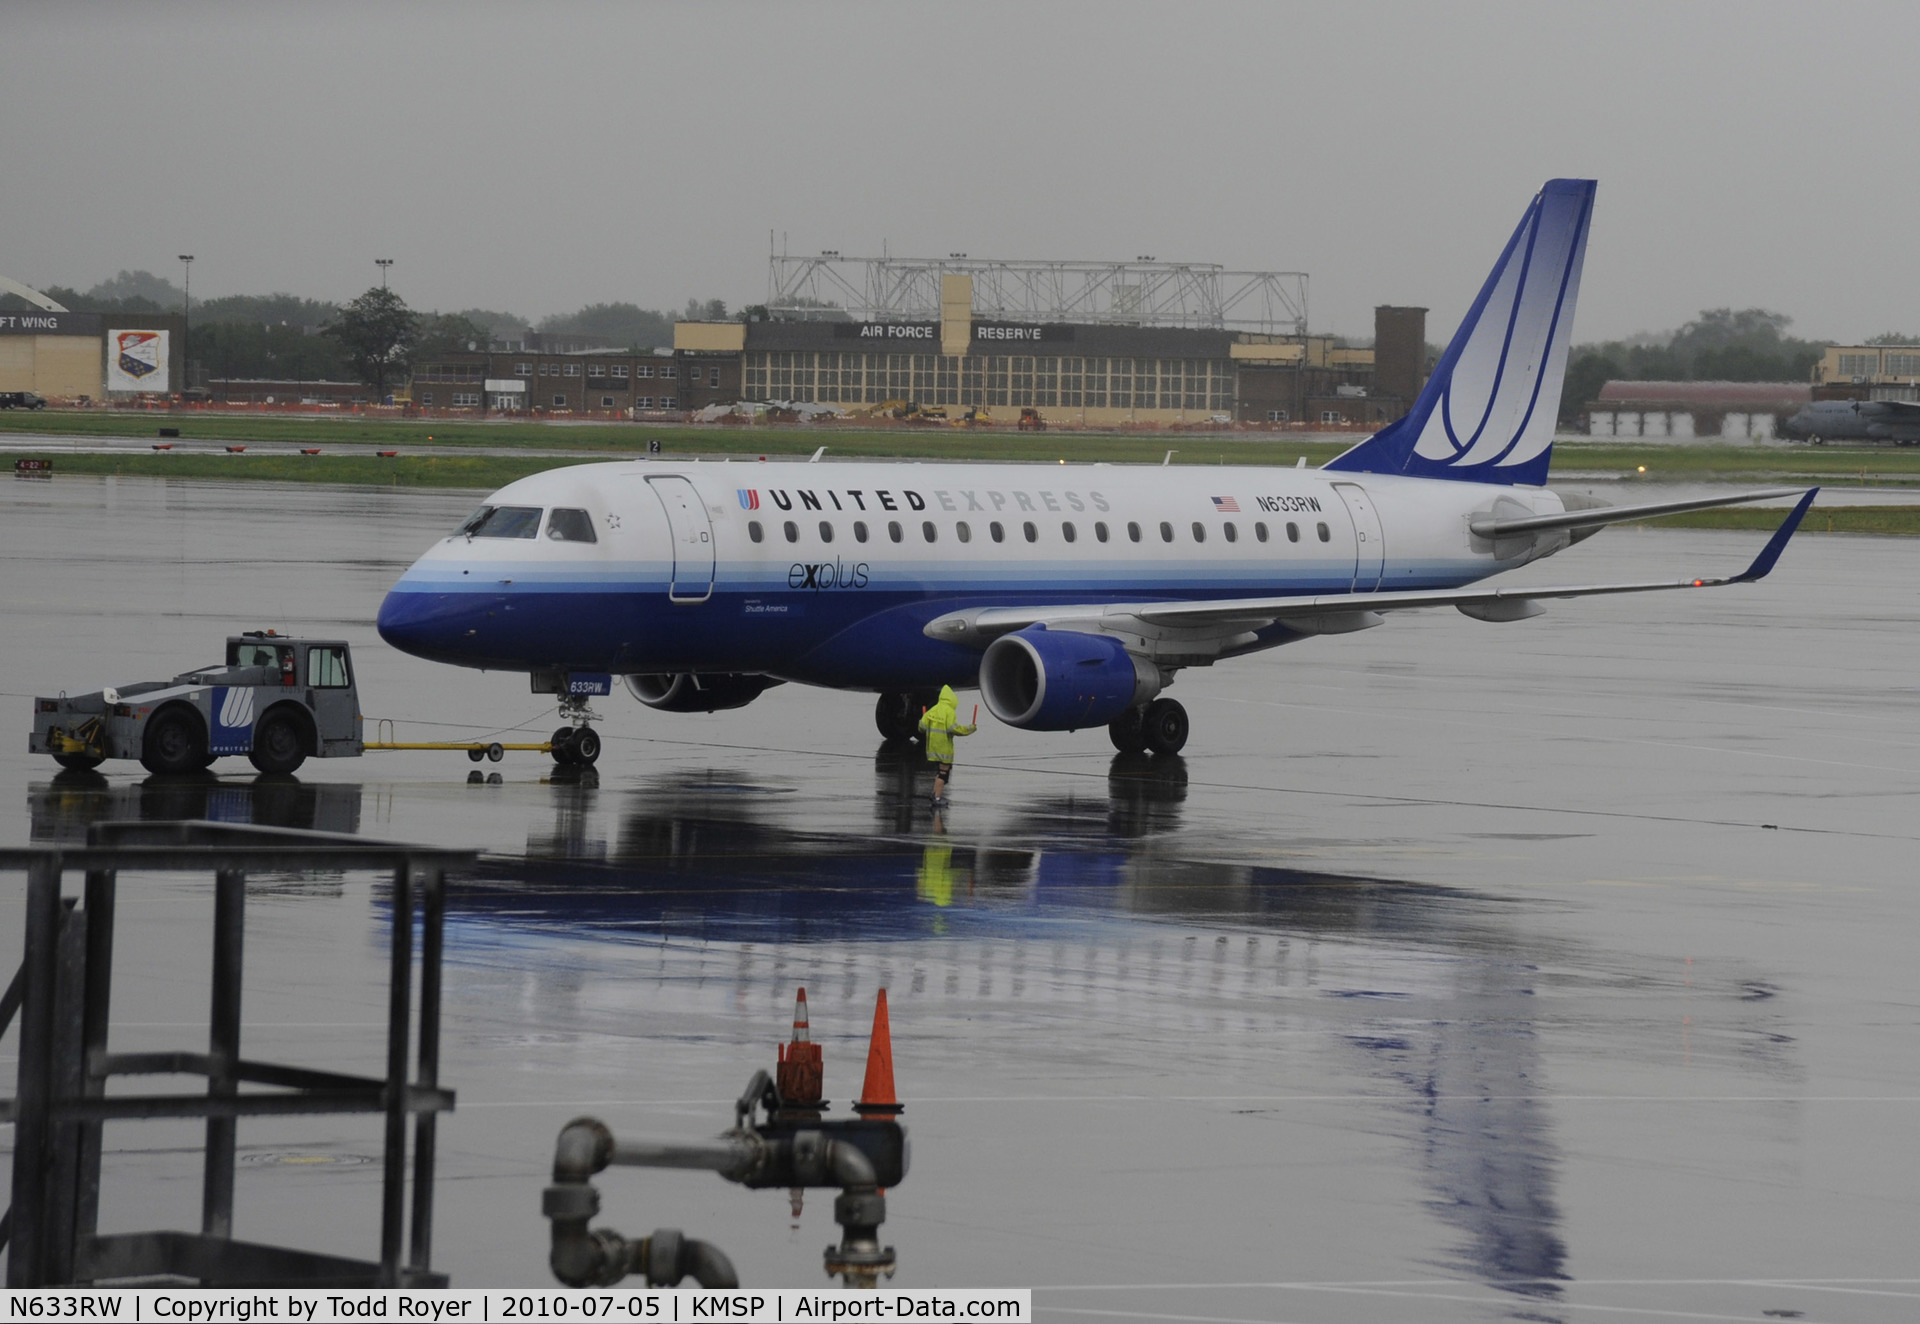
xmin=249 ymin=709 xmax=309 ymax=775
xmin=141 ymin=706 xmax=209 ymax=775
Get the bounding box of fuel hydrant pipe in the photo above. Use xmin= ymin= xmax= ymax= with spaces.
xmin=610 ymin=1133 xmax=763 ymax=1181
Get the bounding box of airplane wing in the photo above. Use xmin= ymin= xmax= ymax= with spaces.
xmin=1875 ymin=399 xmax=1920 ymax=416
xmin=925 ymin=488 xmax=1818 ymax=648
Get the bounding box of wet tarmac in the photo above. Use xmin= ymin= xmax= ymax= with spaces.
xmin=4 ymin=474 xmax=1919 ymax=1320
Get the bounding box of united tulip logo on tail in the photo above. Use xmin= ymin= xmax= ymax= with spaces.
xmin=116 ymin=331 xmax=162 ymax=380
xmin=737 ymin=489 xmax=760 ymax=511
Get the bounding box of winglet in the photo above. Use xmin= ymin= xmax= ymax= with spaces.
xmin=1731 ymin=487 xmax=1819 ymax=584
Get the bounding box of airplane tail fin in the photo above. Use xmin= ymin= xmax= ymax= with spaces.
xmin=1325 ymin=178 xmax=1596 ymax=487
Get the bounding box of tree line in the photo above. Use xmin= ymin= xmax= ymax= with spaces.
xmin=0 ymin=270 xmax=729 ymax=388
xmin=1556 ymin=308 xmax=1915 ymax=422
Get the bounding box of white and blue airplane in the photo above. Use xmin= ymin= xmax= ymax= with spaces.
xmin=378 ymin=180 xmax=1817 ymax=764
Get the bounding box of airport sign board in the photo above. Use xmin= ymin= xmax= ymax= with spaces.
xmin=0 ymin=311 xmax=103 ymax=335
xmin=106 ymin=328 xmax=169 ymax=392
xmin=975 ymin=322 xmax=1075 ymax=343
xmin=834 ymin=321 xmax=938 ymax=341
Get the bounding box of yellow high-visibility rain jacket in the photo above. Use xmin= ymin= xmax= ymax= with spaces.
xmin=917 ymin=685 xmax=974 ymax=763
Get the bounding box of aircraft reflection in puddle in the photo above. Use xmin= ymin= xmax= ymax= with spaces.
xmin=486 ymin=762 xmax=1794 ymax=1308
xmin=25 ymin=764 xmax=1798 ymax=1308
xmin=471 ymin=759 xmax=1588 ymax=1294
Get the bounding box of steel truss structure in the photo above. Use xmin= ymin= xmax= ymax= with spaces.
xmin=768 ymin=254 xmax=1307 ymax=335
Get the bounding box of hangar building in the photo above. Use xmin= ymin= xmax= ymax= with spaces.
xmin=414 ymin=254 xmax=1427 ymax=427
xmin=0 ymin=309 xmax=186 ymax=400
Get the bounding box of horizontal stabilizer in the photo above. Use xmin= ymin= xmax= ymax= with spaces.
xmin=1471 ymin=487 xmax=1805 ymax=538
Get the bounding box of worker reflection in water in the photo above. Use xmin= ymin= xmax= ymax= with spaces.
xmin=917 ymin=837 xmax=954 ymax=907
xmin=917 ymin=684 xmax=976 ymax=809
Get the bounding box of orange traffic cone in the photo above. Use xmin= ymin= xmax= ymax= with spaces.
xmin=776 ymin=987 xmax=823 ymax=1108
xmin=853 ymin=988 xmax=904 ymax=1116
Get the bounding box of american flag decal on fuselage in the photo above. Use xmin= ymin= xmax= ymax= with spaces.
xmin=1211 ymin=496 xmax=1240 ymax=513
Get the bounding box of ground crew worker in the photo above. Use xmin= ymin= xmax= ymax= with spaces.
xmin=917 ymin=684 xmax=975 ymax=808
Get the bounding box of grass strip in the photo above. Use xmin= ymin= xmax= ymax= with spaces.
xmin=6 ymin=452 xmax=596 ymax=488
xmin=13 ymin=411 xmax=1920 ymax=479
xmin=0 ymin=410 xmax=1348 ymax=464
xmin=1638 ymin=505 xmax=1920 ymax=535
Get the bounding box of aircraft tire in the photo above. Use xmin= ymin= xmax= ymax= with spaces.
xmin=1141 ymin=698 xmax=1189 ymax=756
xmin=875 ymin=693 xmax=921 ymax=744
xmin=249 ymin=709 xmax=309 ymax=775
xmin=1108 ymin=706 xmax=1149 ymax=754
xmin=550 ymin=726 xmax=578 ymax=766
xmin=571 ymin=727 xmax=602 ymax=765
xmin=141 ymin=706 xmax=208 ymax=775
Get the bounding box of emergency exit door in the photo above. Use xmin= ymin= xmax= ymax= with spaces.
xmin=1332 ymin=482 xmax=1384 ymax=591
xmin=646 ymin=475 xmax=715 ymax=603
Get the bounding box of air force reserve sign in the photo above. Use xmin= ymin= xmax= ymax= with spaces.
xmin=106 ymin=329 xmax=169 ymax=392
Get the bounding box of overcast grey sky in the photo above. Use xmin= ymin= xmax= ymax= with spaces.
xmin=5 ymin=1 xmax=1912 ymax=342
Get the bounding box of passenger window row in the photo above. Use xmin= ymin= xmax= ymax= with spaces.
xmin=746 ymin=517 xmax=1333 ymax=546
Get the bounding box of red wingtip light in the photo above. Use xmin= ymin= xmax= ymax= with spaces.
xmin=1693 ymin=578 xmax=1704 ymax=586
xmin=854 ymin=988 xmax=903 ymax=1116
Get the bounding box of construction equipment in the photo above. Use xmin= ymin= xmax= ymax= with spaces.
xmin=31 ymin=632 xmax=364 ymax=775
xmin=1017 ymin=407 xmax=1046 ymax=431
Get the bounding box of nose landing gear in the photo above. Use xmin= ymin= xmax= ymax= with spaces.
xmin=551 ymin=695 xmax=604 ymax=767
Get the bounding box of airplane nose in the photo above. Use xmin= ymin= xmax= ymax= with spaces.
xmin=377 ymin=587 xmax=491 ymax=664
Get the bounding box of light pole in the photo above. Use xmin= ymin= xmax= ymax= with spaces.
xmin=376 ymin=258 xmax=393 ymax=290
xmin=178 ymin=254 xmax=193 ymax=395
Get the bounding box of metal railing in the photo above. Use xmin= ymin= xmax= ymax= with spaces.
xmin=2 ymin=820 xmax=474 ymax=1288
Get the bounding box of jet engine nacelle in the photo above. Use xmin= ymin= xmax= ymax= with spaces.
xmin=624 ymin=673 xmax=783 ymax=713
xmin=979 ymin=626 xmax=1162 ymax=731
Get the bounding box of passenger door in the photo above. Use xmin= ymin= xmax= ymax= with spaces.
xmin=646 ymin=475 xmax=716 ymax=603
xmin=1332 ymin=482 xmax=1384 ymax=591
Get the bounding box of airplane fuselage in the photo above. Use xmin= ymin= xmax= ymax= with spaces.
xmin=375 ymin=458 xmax=1571 ymax=690
xmin=1783 ymin=399 xmax=1920 ymax=444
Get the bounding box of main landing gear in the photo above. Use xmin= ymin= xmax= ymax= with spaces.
xmin=875 ymin=691 xmax=939 ymax=745
xmin=1108 ymin=698 xmax=1188 ymax=756
xmin=550 ymin=694 xmax=602 ymax=768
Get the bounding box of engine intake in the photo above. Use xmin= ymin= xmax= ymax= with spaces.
xmin=979 ymin=627 xmax=1161 ymax=731
xmin=625 ymin=673 xmax=782 ymax=713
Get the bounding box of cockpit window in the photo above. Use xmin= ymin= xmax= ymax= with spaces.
xmin=457 ymin=505 xmax=543 ymax=539
xmin=546 ymin=508 xmax=597 ymax=543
